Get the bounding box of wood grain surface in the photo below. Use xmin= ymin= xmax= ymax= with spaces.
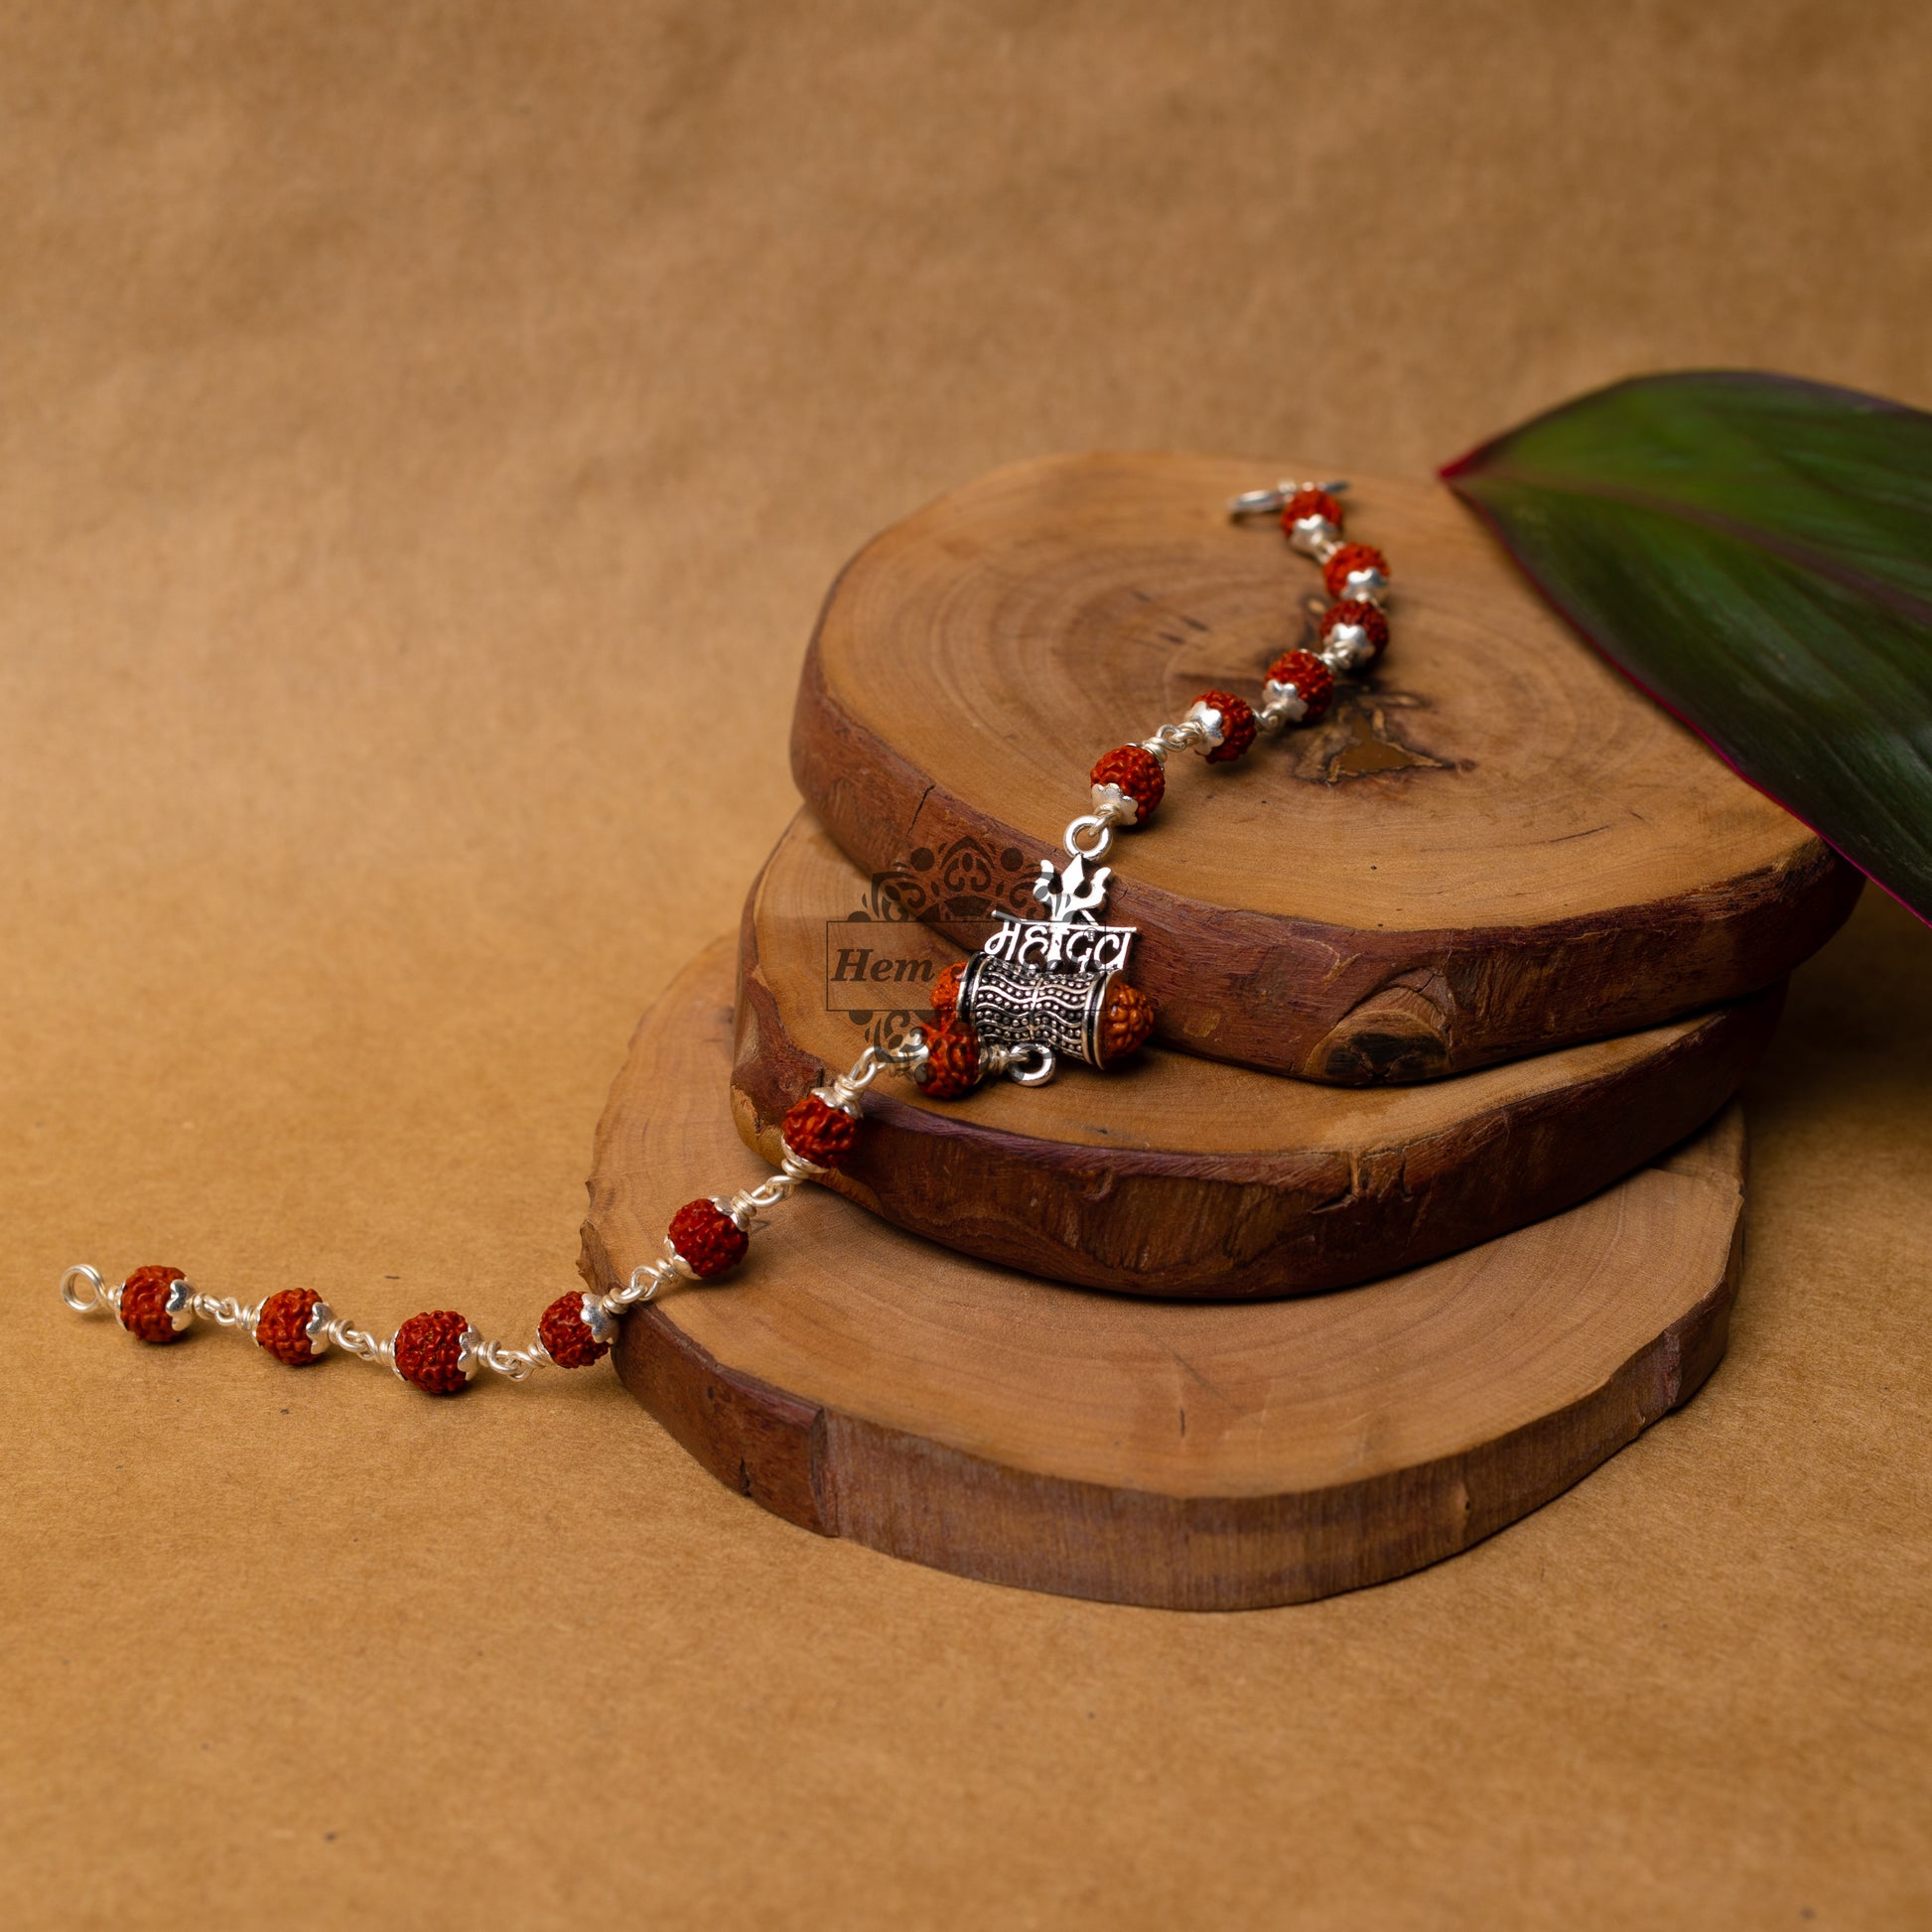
xmin=731 ymin=810 xmax=1779 ymax=1298
xmin=584 ymin=937 xmax=1747 ymax=1610
xmin=791 ymin=452 xmax=1860 ymax=1082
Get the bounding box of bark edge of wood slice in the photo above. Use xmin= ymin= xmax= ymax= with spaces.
xmin=732 ymin=810 xmax=1778 ymax=1300
xmin=790 ymin=452 xmax=1859 ymax=1083
xmin=582 ymin=936 xmax=1747 ymax=1611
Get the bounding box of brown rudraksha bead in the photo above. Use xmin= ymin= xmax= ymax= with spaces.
xmin=781 ymin=1093 xmax=861 ymax=1170
xmin=1322 ymin=542 xmax=1389 ymax=599
xmin=1192 ymin=690 xmax=1258 ymax=763
xmin=1264 ymin=649 xmax=1334 ymax=723
xmin=256 ymin=1288 xmax=325 ymax=1366
xmin=1320 ymin=599 xmax=1390 ymax=662
xmin=393 ymin=1310 xmax=474 ymax=1395
xmin=1089 ymin=744 xmax=1166 ymax=822
xmin=1282 ymin=487 xmax=1343 ymax=533
xmin=119 ymin=1265 xmax=190 ymax=1345
xmin=1099 ymin=981 xmax=1157 ymax=1064
xmin=917 ymin=1018 xmax=981 ymax=1100
xmin=667 ymin=1199 xmax=750 ymax=1280
xmin=538 ymin=1293 xmax=609 ymax=1369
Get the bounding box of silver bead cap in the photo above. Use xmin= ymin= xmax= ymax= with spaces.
xmin=164 ymin=1277 xmax=197 ymax=1332
xmin=1319 ymin=623 xmax=1378 ymax=676
xmin=1261 ymin=678 xmax=1311 ymax=725
xmin=1181 ymin=699 xmax=1227 ymax=750
xmin=1288 ymin=515 xmax=1339 ymax=558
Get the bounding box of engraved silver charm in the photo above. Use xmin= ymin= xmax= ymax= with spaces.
xmin=957 ymin=953 xmax=1120 ymax=1072
xmin=960 ymin=836 xmax=1139 ymax=1077
xmin=980 ymin=846 xmax=1136 ymax=975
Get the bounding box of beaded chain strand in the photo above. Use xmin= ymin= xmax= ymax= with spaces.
xmin=61 ymin=480 xmax=1392 ymax=1394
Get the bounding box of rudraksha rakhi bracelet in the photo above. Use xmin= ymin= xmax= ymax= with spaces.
xmin=62 ymin=479 xmax=1392 ymax=1395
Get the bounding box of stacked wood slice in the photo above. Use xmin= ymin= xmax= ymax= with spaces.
xmin=587 ymin=455 xmax=1859 ymax=1608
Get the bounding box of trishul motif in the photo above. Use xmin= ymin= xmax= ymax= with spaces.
xmin=1031 ymin=849 xmax=1113 ymax=926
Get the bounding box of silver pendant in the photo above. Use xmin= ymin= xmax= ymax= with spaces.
xmin=957 ymin=820 xmax=1138 ymax=1081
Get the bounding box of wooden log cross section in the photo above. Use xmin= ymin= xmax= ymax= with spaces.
xmin=731 ymin=812 xmax=1776 ymax=1300
xmin=790 ymin=453 xmax=1859 ymax=1082
xmin=583 ymin=940 xmax=1748 ymax=1610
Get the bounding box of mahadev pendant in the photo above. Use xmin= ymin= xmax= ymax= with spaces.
xmin=954 ymin=820 xmax=1148 ymax=1082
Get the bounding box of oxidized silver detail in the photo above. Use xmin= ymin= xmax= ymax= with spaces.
xmin=957 ymin=955 xmax=1119 ymax=1070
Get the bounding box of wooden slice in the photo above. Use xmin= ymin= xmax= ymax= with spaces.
xmin=730 ymin=811 xmax=1778 ymax=1300
xmin=790 ymin=452 xmax=1859 ymax=1082
xmin=582 ymin=938 xmax=1747 ymax=1610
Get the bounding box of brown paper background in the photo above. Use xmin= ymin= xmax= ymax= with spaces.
xmin=4 ymin=5 xmax=1929 ymax=1926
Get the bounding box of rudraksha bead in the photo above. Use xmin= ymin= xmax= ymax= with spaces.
xmin=1264 ymin=649 xmax=1334 ymax=723
xmin=930 ymin=961 xmax=964 ymax=1023
xmin=1192 ymin=690 xmax=1258 ymax=763
xmin=256 ymin=1288 xmax=325 ymax=1366
xmin=1099 ymin=981 xmax=1157 ymax=1064
xmin=1320 ymin=598 xmax=1390 ymax=664
xmin=393 ymin=1310 xmax=474 ymax=1395
xmin=1322 ymin=542 xmax=1390 ymax=600
xmin=1282 ymin=487 xmax=1343 ymax=533
xmin=119 ymin=1265 xmax=190 ymax=1345
xmin=538 ymin=1293 xmax=609 ymax=1369
xmin=917 ymin=1018 xmax=981 ymax=1100
xmin=667 ymin=1198 xmax=750 ymax=1279
xmin=1090 ymin=744 xmax=1166 ymax=823
xmin=781 ymin=1092 xmax=861 ymax=1170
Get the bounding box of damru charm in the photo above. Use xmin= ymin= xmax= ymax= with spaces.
xmin=958 ymin=841 xmax=1140 ymax=1077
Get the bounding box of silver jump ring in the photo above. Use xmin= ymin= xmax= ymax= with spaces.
xmin=1005 ymin=1044 xmax=1057 ymax=1087
xmin=61 ymin=1265 xmax=107 ymax=1312
xmin=1063 ymin=814 xmax=1114 ymax=861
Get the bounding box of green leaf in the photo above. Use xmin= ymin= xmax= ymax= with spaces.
xmin=1442 ymin=370 xmax=1932 ymax=923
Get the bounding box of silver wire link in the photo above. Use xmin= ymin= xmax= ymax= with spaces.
xmin=816 ymin=1035 xmax=929 ymax=1115
xmin=190 ymin=1292 xmax=262 ymax=1333
xmin=469 ymin=1336 xmax=545 ymax=1381
xmin=612 ymin=1246 xmax=685 ymax=1311
xmin=1138 ymin=719 xmax=1209 ymax=763
xmin=318 ymin=1312 xmax=393 ymax=1368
